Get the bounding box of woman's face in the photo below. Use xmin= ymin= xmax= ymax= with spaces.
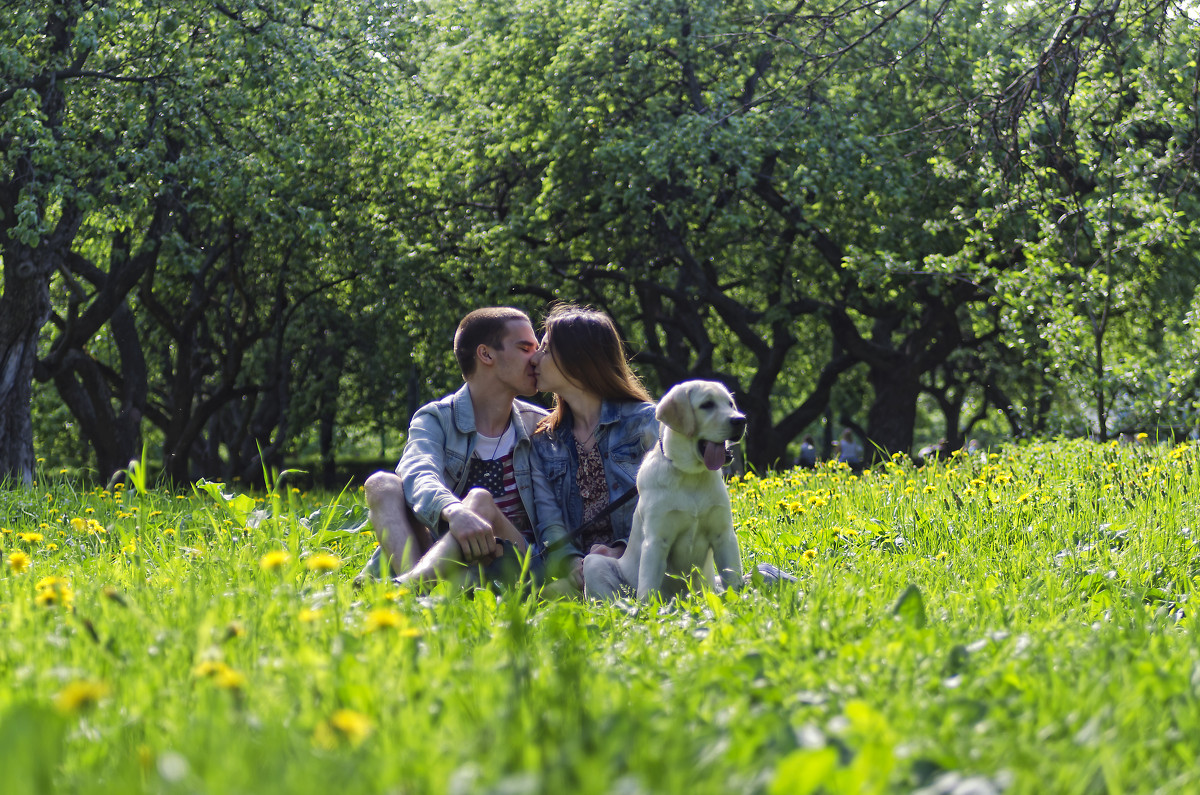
xmin=532 ymin=332 xmax=578 ymax=394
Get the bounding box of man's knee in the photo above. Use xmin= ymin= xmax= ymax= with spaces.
xmin=461 ymin=487 xmax=498 ymax=513
xmin=365 ymin=471 xmax=404 ymax=509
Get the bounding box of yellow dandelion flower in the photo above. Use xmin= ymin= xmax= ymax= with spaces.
xmin=70 ymin=517 xmax=87 ymax=533
xmin=802 ymin=548 xmax=818 ymax=561
xmin=53 ymin=679 xmax=109 ymax=714
xmin=385 ymin=587 xmax=411 ymax=600
xmin=259 ymin=550 xmax=292 ymax=571
xmin=7 ymin=550 xmax=31 ymax=573
xmin=213 ymin=667 xmax=247 ymax=690
xmin=17 ymin=532 xmax=44 ymax=544
xmin=935 ymin=551 xmax=948 ymax=561
xmin=163 ymin=528 xmax=176 ymax=536
xmin=298 ymin=608 xmax=323 ymax=623
xmin=46 ymin=543 xmax=58 ymax=551
xmin=85 ymin=507 xmax=95 ymax=514
xmin=787 ymin=501 xmax=802 ymax=512
xmin=192 ymin=660 xmax=227 ymax=678
xmin=121 ymin=539 xmax=137 ymax=554
xmin=325 ymin=709 xmax=374 ymax=746
xmin=0 ymin=527 xmax=9 ymax=534
xmin=305 ymin=553 xmax=341 ymax=572
xmin=364 ymin=609 xmax=405 ymax=633
xmin=35 ymin=582 xmax=74 ymax=608
xmin=1137 ymin=432 xmax=1149 ymax=442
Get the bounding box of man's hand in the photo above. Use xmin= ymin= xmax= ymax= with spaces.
xmin=568 ymin=556 xmax=584 ymax=590
xmin=588 ymin=543 xmax=623 ymax=559
xmin=443 ymin=503 xmax=501 ymax=562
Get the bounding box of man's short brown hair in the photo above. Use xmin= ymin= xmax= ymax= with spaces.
xmin=453 ymin=307 xmax=532 ymax=378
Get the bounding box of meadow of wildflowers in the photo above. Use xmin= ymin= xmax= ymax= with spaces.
xmin=2 ymin=439 xmax=1199 ymax=793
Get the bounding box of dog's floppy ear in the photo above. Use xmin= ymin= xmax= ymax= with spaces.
xmin=656 ymin=382 xmax=697 ymax=436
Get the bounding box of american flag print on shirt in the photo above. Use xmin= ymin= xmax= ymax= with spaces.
xmin=463 ymin=453 xmax=532 ymax=542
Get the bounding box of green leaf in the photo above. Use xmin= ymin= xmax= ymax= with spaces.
xmin=770 ymin=747 xmax=839 ymax=795
xmin=893 ymin=584 xmax=927 ymax=629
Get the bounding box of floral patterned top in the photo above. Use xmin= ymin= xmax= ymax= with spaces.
xmin=576 ymin=442 xmax=613 ymax=551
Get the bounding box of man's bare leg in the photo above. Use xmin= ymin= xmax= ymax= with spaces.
xmin=395 ymin=488 xmax=529 ymax=589
xmin=364 ymin=472 xmax=424 ymax=578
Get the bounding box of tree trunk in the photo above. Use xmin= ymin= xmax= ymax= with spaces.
xmin=46 ymin=304 xmax=146 ymax=480
xmin=0 ymin=327 xmax=42 ymax=486
xmin=865 ymin=362 xmax=921 ymax=462
xmin=0 ymin=250 xmax=52 ymax=485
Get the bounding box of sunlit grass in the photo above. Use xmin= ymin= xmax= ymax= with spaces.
xmin=2 ymin=438 xmax=1199 ymax=793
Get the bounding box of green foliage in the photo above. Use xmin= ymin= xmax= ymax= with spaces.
xmin=9 ymin=0 xmax=1200 ymax=479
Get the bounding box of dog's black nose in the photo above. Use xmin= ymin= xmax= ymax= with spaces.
xmin=729 ymin=415 xmax=747 ymax=439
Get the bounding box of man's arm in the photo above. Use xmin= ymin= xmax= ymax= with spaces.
xmin=399 ymin=405 xmax=500 ymax=562
xmin=398 ymin=406 xmax=461 ymax=530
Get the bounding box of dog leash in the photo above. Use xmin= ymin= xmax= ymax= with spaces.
xmin=542 ymin=486 xmax=638 ymax=555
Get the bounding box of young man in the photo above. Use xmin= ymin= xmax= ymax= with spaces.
xmin=357 ymin=307 xmax=547 ymax=588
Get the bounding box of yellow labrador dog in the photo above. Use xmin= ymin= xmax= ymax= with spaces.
xmin=584 ymin=380 xmax=746 ymax=601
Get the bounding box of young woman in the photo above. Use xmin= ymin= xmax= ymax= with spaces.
xmin=529 ymin=304 xmax=658 ymax=591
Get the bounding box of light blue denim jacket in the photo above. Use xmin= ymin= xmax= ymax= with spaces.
xmin=398 ymin=383 xmax=547 ymax=536
xmin=531 ymin=400 xmax=658 ymax=575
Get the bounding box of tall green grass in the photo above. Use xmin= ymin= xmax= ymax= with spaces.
xmin=2 ymin=439 xmax=1198 ymax=793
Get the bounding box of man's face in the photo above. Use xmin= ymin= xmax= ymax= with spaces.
xmin=489 ymin=319 xmax=539 ymax=397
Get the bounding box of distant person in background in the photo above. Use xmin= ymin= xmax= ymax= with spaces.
xmin=796 ymin=435 xmax=817 ymax=469
xmin=836 ymin=428 xmax=863 ymax=469
xmin=529 ymin=304 xmax=658 ymax=594
xmin=918 ymin=437 xmax=950 ymax=464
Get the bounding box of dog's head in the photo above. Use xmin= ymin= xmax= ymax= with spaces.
xmin=656 ymin=380 xmax=747 ymax=471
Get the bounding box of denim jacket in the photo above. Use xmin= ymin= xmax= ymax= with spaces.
xmin=531 ymin=400 xmax=658 ymax=574
xmin=398 ymin=383 xmax=547 ymax=535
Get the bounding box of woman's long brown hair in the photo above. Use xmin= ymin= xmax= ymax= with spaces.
xmin=537 ymin=304 xmax=652 ymax=433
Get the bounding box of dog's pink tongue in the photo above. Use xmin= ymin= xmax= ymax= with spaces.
xmin=702 ymin=441 xmax=726 ymax=471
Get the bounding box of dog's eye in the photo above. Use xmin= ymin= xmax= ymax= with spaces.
xmin=699 ymin=400 xmax=716 ymax=410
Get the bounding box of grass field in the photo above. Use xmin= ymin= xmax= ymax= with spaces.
xmin=2 ymin=438 xmax=1199 ymax=794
